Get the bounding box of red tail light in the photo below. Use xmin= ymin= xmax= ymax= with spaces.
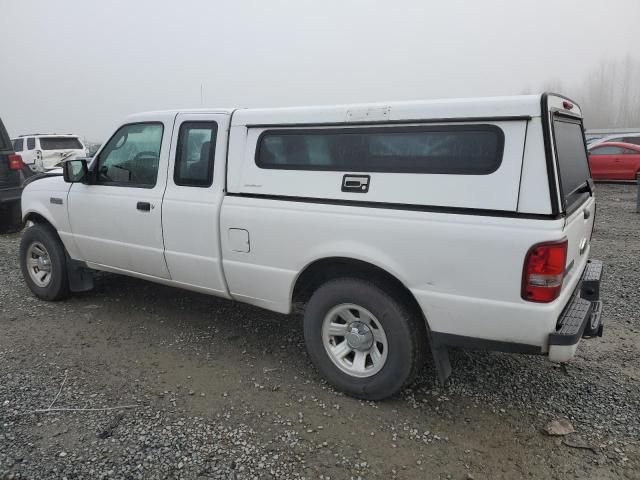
xmin=522 ymin=239 xmax=568 ymax=303
xmin=8 ymin=153 xmax=24 ymax=170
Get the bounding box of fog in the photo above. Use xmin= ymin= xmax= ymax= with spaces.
xmin=1 ymin=0 xmax=639 ymax=140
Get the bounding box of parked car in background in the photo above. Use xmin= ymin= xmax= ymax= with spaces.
xmin=589 ymin=132 xmax=640 ymax=147
xmin=0 ymin=118 xmax=32 ymax=232
xmin=18 ymin=93 xmax=604 ymax=400
xmin=588 ymin=142 xmax=640 ymax=180
xmin=12 ymin=134 xmax=88 ymax=172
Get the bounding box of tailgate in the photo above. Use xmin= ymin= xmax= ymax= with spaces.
xmin=563 ymin=196 xmax=595 ymax=287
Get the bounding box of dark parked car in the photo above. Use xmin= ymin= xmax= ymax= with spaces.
xmin=0 ymin=117 xmax=32 ymax=232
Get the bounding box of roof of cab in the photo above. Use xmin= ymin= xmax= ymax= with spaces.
xmin=125 ymin=108 xmax=235 ymax=122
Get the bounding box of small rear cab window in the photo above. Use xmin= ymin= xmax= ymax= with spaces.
xmin=39 ymin=137 xmax=83 ymax=150
xmin=256 ymin=125 xmax=504 ymax=175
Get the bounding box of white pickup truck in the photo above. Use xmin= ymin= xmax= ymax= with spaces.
xmin=19 ymin=94 xmax=604 ymax=400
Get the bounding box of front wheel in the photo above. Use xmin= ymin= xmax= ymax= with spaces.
xmin=303 ymin=278 xmax=426 ymax=400
xmin=19 ymin=223 xmax=70 ymax=301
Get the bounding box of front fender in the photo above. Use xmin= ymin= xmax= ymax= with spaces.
xmin=21 ymin=177 xmax=82 ymax=260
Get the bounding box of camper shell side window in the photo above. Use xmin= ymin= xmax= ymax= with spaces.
xmin=255 ymin=125 xmax=505 ymax=175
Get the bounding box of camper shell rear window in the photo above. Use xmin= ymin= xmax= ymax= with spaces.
xmin=552 ymin=116 xmax=592 ymax=211
xmin=256 ymin=124 xmax=504 ymax=175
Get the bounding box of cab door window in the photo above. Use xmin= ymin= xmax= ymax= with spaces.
xmin=96 ymin=123 xmax=163 ymax=187
xmin=174 ymin=122 xmax=218 ymax=187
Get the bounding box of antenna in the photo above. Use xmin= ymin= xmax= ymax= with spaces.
xmin=200 ymin=84 xmax=203 ymax=106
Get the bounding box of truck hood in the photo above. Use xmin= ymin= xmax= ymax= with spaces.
xmin=22 ymin=171 xmax=69 ymax=192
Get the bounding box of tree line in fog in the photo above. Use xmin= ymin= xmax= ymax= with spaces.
xmin=532 ymin=56 xmax=640 ymax=129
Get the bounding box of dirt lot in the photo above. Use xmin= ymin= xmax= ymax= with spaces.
xmin=1 ymin=183 xmax=639 ymax=480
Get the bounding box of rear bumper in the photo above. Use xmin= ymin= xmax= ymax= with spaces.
xmin=548 ymin=259 xmax=604 ymax=362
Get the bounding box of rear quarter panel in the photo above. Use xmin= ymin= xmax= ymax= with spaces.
xmin=221 ymin=196 xmax=569 ymax=348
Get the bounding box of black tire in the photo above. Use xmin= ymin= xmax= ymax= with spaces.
xmin=0 ymin=201 xmax=23 ymax=234
xmin=19 ymin=223 xmax=70 ymax=301
xmin=303 ymin=277 xmax=426 ymax=400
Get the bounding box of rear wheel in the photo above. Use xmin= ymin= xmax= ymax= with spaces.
xmin=303 ymin=277 xmax=425 ymax=400
xmin=19 ymin=223 xmax=70 ymax=300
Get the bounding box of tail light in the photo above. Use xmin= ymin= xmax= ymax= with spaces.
xmin=522 ymin=239 xmax=568 ymax=303
xmin=8 ymin=153 xmax=24 ymax=170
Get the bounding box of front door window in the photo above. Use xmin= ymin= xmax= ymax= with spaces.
xmin=96 ymin=123 xmax=163 ymax=187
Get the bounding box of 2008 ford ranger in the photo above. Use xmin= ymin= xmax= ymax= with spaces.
xmin=19 ymin=93 xmax=604 ymax=400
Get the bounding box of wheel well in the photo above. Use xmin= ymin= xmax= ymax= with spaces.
xmin=24 ymin=212 xmax=54 ymax=228
xmin=292 ymin=257 xmax=424 ymax=321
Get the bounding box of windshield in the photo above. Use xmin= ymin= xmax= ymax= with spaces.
xmin=553 ymin=117 xmax=591 ymax=211
xmin=39 ymin=137 xmax=83 ymax=150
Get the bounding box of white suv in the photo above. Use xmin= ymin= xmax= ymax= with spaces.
xmin=18 ymin=93 xmax=604 ymax=400
xmin=12 ymin=134 xmax=87 ymax=173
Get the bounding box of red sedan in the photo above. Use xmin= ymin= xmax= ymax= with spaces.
xmin=588 ymin=142 xmax=640 ymax=180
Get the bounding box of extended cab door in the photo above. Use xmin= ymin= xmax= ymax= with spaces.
xmin=161 ymin=112 xmax=231 ymax=296
xmin=67 ymin=116 xmax=173 ymax=278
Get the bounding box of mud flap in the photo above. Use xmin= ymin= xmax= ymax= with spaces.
xmin=431 ymin=343 xmax=452 ymax=386
xmin=66 ymin=257 xmax=94 ymax=292
xmin=426 ymin=325 xmax=452 ymax=385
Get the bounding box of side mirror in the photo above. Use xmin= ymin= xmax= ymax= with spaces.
xmin=63 ymin=158 xmax=89 ymax=183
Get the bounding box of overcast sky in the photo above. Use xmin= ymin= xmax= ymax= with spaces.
xmin=1 ymin=0 xmax=639 ymax=140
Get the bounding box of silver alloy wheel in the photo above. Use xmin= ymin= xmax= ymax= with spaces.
xmin=26 ymin=241 xmax=52 ymax=287
xmin=322 ymin=303 xmax=389 ymax=378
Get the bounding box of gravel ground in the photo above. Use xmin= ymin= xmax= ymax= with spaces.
xmin=1 ymin=183 xmax=639 ymax=480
